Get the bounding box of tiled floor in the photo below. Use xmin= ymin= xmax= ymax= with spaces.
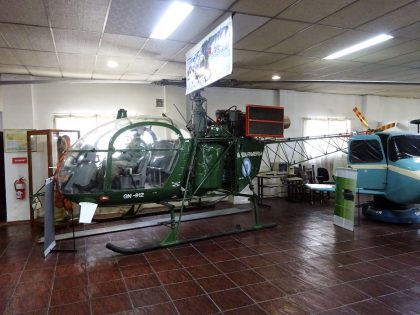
xmin=0 ymin=198 xmax=419 ymax=314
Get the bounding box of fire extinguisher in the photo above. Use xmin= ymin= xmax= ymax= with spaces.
xmin=14 ymin=177 xmax=26 ymax=200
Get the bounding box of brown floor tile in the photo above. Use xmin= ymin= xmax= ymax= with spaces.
xmin=55 ymin=263 xmax=86 ymax=277
xmin=330 ymin=253 xmax=362 ymax=266
xmin=152 ymin=259 xmax=182 ymax=272
xmin=348 ymin=299 xmax=400 ymax=315
xmin=15 ymin=280 xmax=51 ymax=297
xmin=227 ymin=269 xmax=265 ymax=286
xmin=157 ymin=268 xmax=191 ymax=284
xmin=228 ymin=247 xmax=257 ymax=258
xmin=50 ymin=286 xmax=89 ymax=306
xmin=214 ymin=259 xmax=248 ymax=273
xmin=288 ymin=289 xmax=342 ymax=312
xmin=187 ymin=264 xmax=221 ymax=278
xmin=165 ymin=280 xmax=204 ymax=299
xmin=377 ymin=291 xmax=420 ymax=314
xmin=54 ymin=274 xmax=88 ymax=290
xmin=330 ymin=266 xmax=366 ymax=282
xmin=174 ymin=295 xmax=219 ymax=315
xmin=346 ymin=261 xmax=388 ymax=277
xmin=89 ymin=278 xmax=127 ymax=298
xmin=130 ymin=286 xmax=170 ymax=308
xmin=390 ymin=253 xmax=420 ymax=266
xmin=197 ymin=274 xmax=237 ymax=293
xmin=49 ymin=301 xmax=90 ymax=315
xmin=91 ymin=292 xmax=132 ymax=314
xmin=9 ymin=293 xmax=50 ymax=314
xmin=209 ymin=287 xmax=253 ymax=311
xmin=240 ymin=255 xmax=273 ymax=268
xmin=271 ymin=276 xmax=314 ymax=294
xmin=262 ymin=251 xmax=296 ymax=264
xmin=349 ymin=278 xmax=396 ymax=297
xmin=217 ymin=239 xmax=245 ymax=250
xmin=20 ymin=268 xmax=54 ymax=283
xmin=370 ymin=245 xmax=405 ymax=257
xmin=89 ymin=267 xmax=122 ymax=283
xmin=0 ymin=272 xmax=19 ymax=287
xmin=373 ymin=272 xmax=418 ymax=290
xmin=125 ymin=273 xmax=161 ymax=291
xmin=135 ymin=302 xmax=178 ymax=315
xmin=370 ymin=257 xmax=410 ymax=271
xmin=297 ymin=271 xmax=341 ymax=287
xmin=121 ymin=263 xmax=153 ymax=278
xmin=347 ymin=249 xmax=384 ymax=261
xmin=118 ymin=254 xmax=148 ymax=267
xmin=224 ymin=304 xmax=267 ymax=315
xmin=254 ymin=264 xmax=291 ymax=280
xmin=203 ymin=249 xmax=235 ymax=263
xmin=170 ymin=245 xmax=199 ymax=257
xmin=177 ymin=253 xmax=209 ymax=267
xmin=242 ymin=281 xmax=285 ymax=302
xmin=259 ymin=297 xmax=309 ymax=314
xmin=144 ymin=249 xmax=173 ymax=262
xmin=320 ymin=283 xmax=370 ymax=305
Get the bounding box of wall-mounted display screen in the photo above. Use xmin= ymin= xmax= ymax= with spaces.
xmin=186 ymin=16 xmax=232 ymax=95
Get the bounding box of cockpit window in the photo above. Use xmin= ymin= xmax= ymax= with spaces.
xmin=111 ymin=125 xmax=180 ymax=190
xmin=389 ymin=135 xmax=420 ymax=161
xmin=58 ymin=123 xmax=182 ymax=194
xmin=349 ymin=140 xmax=383 ymax=163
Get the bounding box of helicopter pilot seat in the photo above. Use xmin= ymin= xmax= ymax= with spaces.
xmin=65 ymin=149 xmax=99 ymax=193
xmin=147 ymin=140 xmax=179 ymax=187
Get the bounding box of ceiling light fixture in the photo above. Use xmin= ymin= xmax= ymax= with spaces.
xmin=272 ymin=75 xmax=281 ymax=80
xmin=150 ymin=1 xmax=194 ymax=40
xmin=323 ymin=34 xmax=393 ymax=60
xmin=107 ymin=60 xmax=118 ymax=68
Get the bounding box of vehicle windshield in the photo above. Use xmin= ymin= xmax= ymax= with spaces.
xmin=389 ymin=135 xmax=420 ymax=161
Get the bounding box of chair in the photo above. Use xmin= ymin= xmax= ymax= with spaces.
xmin=315 ymin=167 xmax=335 ymax=202
xmin=316 ymin=167 xmax=334 ymax=184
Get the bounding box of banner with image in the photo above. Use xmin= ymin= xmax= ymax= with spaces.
xmin=186 ymin=16 xmax=232 ymax=94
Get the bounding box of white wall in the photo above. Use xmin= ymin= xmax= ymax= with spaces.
xmin=32 ymin=83 xmax=166 ymax=129
xmin=279 ymin=90 xmax=364 ymax=137
xmin=1 ymin=75 xmax=35 ymax=222
xmin=364 ymin=95 xmax=420 ymax=133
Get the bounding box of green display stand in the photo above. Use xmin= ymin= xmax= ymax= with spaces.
xmin=334 ymin=167 xmax=357 ymax=231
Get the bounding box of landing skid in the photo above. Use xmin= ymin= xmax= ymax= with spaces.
xmin=362 ymin=203 xmax=420 ymax=224
xmin=106 ymin=223 xmax=276 ymax=255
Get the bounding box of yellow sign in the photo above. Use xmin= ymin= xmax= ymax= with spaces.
xmin=4 ymin=129 xmax=29 ymax=152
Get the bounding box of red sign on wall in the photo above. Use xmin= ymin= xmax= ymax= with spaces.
xmin=12 ymin=157 xmax=28 ymax=164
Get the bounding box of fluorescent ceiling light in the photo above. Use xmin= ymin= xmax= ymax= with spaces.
xmin=323 ymin=34 xmax=393 ymax=60
xmin=107 ymin=60 xmax=118 ymax=68
xmin=272 ymin=75 xmax=281 ymax=80
xmin=150 ymin=1 xmax=194 ymax=40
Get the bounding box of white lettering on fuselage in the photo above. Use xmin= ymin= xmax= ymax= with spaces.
xmin=123 ymin=192 xmax=145 ymax=199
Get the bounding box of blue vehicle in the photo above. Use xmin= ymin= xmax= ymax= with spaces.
xmin=348 ymin=131 xmax=420 ymax=223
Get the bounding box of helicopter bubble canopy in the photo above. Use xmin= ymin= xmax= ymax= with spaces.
xmin=57 ymin=116 xmax=191 ymax=197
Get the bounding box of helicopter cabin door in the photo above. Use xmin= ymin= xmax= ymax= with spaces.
xmin=348 ymin=135 xmax=387 ymax=190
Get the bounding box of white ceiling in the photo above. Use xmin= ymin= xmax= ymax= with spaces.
xmin=0 ymin=0 xmax=420 ymax=97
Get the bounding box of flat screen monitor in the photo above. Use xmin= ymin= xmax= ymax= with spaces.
xmin=186 ymin=16 xmax=233 ymax=95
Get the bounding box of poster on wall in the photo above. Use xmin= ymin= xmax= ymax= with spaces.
xmin=3 ymin=129 xmax=34 ymax=153
xmin=186 ymin=16 xmax=233 ymax=95
xmin=334 ymin=167 xmax=357 ymax=231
